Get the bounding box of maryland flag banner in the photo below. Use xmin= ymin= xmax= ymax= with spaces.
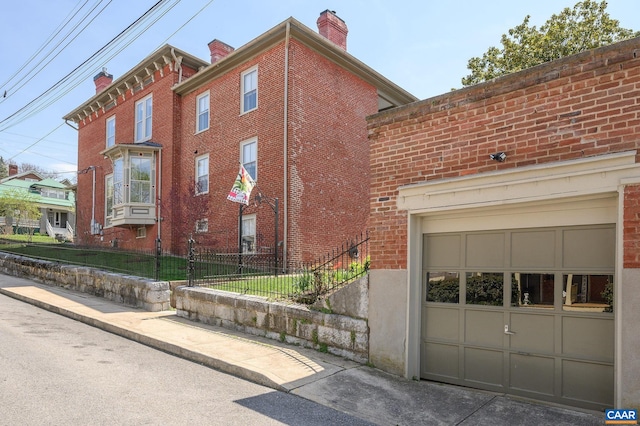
xmin=227 ymin=164 xmax=256 ymax=205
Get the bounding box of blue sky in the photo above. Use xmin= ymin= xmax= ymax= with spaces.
xmin=1 ymin=0 xmax=638 ymax=179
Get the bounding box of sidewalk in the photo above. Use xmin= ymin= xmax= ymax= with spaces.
xmin=0 ymin=274 xmax=603 ymax=426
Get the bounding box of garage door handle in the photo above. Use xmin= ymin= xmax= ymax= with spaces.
xmin=504 ymin=325 xmax=516 ymax=335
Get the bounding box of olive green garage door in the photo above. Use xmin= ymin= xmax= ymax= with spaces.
xmin=421 ymin=225 xmax=614 ymax=411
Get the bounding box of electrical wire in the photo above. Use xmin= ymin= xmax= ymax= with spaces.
xmin=0 ymin=0 xmax=97 ymax=102
xmin=2 ymin=0 xmax=216 ymax=174
xmin=0 ymin=0 xmax=112 ymax=105
xmin=0 ymin=0 xmax=173 ymax=131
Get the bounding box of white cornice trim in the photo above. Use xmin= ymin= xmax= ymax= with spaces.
xmin=398 ymin=151 xmax=640 ymax=213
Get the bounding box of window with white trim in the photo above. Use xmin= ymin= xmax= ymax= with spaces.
xmin=111 ymin=152 xmax=154 ymax=205
xmin=196 ymin=219 xmax=208 ymax=233
xmin=130 ymin=156 xmax=152 ymax=203
xmin=196 ymin=92 xmax=209 ymax=132
xmin=241 ymin=67 xmax=257 ymax=113
xmin=135 ymin=95 xmax=152 ymax=142
xmin=105 ymin=174 xmax=114 ymax=225
xmin=195 ymin=154 xmax=209 ymax=194
xmin=106 ymin=116 xmax=115 ymax=147
xmin=113 ymin=157 xmax=124 ymax=205
xmin=241 ymin=139 xmax=257 ymax=181
xmin=241 ymin=214 xmax=256 ymax=253
xmin=136 ymin=227 xmax=147 ymax=238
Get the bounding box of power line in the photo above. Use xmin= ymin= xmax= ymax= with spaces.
xmin=2 ymin=0 xmax=216 ymax=173
xmin=0 ymin=0 xmax=96 ymax=101
xmin=0 ymin=0 xmax=112 ymax=104
xmin=7 ymin=122 xmax=65 ymax=162
xmin=0 ymin=0 xmax=173 ymax=131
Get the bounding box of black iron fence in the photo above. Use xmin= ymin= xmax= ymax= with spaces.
xmin=0 ymin=231 xmax=369 ymax=303
xmin=187 ymin=232 xmax=369 ymax=301
xmin=0 ymin=237 xmax=187 ymax=281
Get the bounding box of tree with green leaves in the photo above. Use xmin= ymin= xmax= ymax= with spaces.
xmin=0 ymin=157 xmax=7 ymax=180
xmin=462 ymin=0 xmax=639 ymax=86
xmin=0 ymin=188 xmax=41 ymax=238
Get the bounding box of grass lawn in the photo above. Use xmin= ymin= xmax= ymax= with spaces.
xmin=0 ymin=236 xmax=363 ymax=300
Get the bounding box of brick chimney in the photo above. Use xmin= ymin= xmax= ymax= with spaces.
xmin=93 ymin=67 xmax=113 ymax=93
xmin=317 ymin=10 xmax=348 ymax=50
xmin=8 ymin=164 xmax=18 ymax=176
xmin=208 ymin=39 xmax=234 ymax=64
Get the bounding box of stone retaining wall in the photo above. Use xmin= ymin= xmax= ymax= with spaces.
xmin=174 ymin=276 xmax=370 ymax=363
xmin=0 ymin=253 xmax=170 ymax=311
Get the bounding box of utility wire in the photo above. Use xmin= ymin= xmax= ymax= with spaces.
xmin=3 ymin=0 xmax=216 ymax=174
xmin=0 ymin=0 xmax=111 ymax=104
xmin=0 ymin=0 xmax=178 ymax=131
xmin=0 ymin=0 xmax=95 ymax=101
xmin=0 ymin=0 xmax=172 ymax=131
xmin=7 ymin=122 xmax=65 ymax=162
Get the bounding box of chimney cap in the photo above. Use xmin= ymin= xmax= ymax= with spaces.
xmin=93 ymin=67 xmax=112 ymax=81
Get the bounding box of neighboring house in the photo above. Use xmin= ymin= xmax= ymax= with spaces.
xmin=63 ymin=10 xmax=416 ymax=262
xmin=0 ymin=170 xmax=75 ymax=240
xmin=366 ymin=37 xmax=640 ymax=411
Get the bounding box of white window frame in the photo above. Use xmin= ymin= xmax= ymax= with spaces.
xmin=113 ymin=157 xmax=124 ymax=205
xmin=241 ymin=66 xmax=258 ymax=114
xmin=136 ymin=227 xmax=147 ymax=239
xmin=241 ymin=214 xmax=256 ymax=253
xmin=241 ymin=138 xmax=257 ymax=181
xmin=195 ymin=154 xmax=209 ymax=195
xmin=130 ymin=156 xmax=152 ymax=204
xmin=106 ymin=116 xmax=116 ymax=148
xmin=196 ymin=218 xmax=208 ymax=233
xmin=134 ymin=94 xmax=153 ymax=142
xmin=105 ymin=174 xmax=113 ymax=226
xmin=196 ymin=91 xmax=210 ymax=133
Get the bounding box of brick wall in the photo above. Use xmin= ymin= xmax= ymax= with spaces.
xmin=286 ymin=39 xmax=377 ymax=262
xmin=177 ymin=39 xmax=377 ymax=262
xmin=76 ymin=34 xmax=382 ymax=262
xmin=368 ymin=37 xmax=640 ymax=270
xmin=76 ymin=61 xmax=193 ymax=252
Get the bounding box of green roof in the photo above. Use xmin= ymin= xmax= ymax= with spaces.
xmin=0 ymin=179 xmax=75 ymax=210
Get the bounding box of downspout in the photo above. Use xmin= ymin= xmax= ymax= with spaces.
xmin=157 ymin=149 xmax=162 ymax=241
xmin=64 ymin=119 xmax=78 ymax=131
xmin=283 ymin=21 xmax=290 ymax=270
xmin=91 ymin=166 xmax=96 ymax=234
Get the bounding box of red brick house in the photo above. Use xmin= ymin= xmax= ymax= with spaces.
xmin=366 ymin=37 xmax=640 ymax=411
xmin=64 ymin=11 xmax=416 ymax=262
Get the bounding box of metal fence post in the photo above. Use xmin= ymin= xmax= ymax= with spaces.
xmin=155 ymin=238 xmax=161 ymax=281
xmin=188 ymin=237 xmax=195 ymax=287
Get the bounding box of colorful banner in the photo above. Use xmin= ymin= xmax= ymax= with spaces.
xmin=227 ymin=164 xmax=256 ymax=205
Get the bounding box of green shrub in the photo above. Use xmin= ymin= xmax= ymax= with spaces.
xmin=427 ymin=277 xmax=459 ymax=303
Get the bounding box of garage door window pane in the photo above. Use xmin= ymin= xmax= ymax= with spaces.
xmin=513 ymin=273 xmax=554 ymax=308
xmin=563 ymin=274 xmax=613 ymax=313
xmin=427 ymin=272 xmax=459 ymax=303
xmin=466 ymin=272 xmax=505 ymax=306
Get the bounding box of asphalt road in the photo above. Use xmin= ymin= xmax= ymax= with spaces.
xmin=0 ymin=293 xmax=374 ymax=425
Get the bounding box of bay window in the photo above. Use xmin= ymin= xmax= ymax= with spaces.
xmin=101 ymin=142 xmax=160 ymax=227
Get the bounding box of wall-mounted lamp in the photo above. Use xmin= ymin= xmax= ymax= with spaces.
xmin=490 ymin=152 xmax=507 ymax=162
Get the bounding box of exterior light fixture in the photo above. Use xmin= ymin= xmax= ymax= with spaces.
xmin=490 ymin=152 xmax=507 ymax=162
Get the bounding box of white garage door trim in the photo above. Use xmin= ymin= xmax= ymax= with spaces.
xmin=400 ymin=151 xmax=640 ymax=408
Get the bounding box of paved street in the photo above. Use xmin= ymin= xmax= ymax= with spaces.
xmin=0 ymin=293 xmax=373 ymax=425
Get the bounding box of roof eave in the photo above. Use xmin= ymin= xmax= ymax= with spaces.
xmin=63 ymin=45 xmax=209 ymax=123
xmin=173 ymin=18 xmax=418 ymax=108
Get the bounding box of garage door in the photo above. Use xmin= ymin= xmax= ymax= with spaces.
xmin=421 ymin=225 xmax=614 ymax=411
